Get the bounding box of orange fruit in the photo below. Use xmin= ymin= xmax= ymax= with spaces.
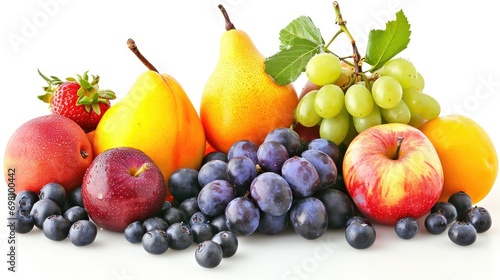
xmin=419 ymin=115 xmax=498 ymax=203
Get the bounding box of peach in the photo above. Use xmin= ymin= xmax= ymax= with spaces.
xmin=4 ymin=114 xmax=93 ymax=194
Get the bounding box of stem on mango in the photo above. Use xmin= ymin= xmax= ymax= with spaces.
xmin=393 ymin=136 xmax=404 ymax=160
xmin=127 ymin=38 xmax=159 ymax=73
xmin=218 ymin=4 xmax=235 ymax=31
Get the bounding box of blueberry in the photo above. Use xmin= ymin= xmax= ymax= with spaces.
xmin=166 ymin=222 xmax=193 ymax=250
xmin=191 ymin=223 xmax=215 ymax=244
xmin=209 ymin=214 xmax=229 ymax=233
xmin=39 ymin=182 xmax=66 ymax=209
xmin=42 ymin=215 xmax=71 ymax=241
xmin=178 ymin=197 xmax=200 ymax=220
xmin=124 ymin=221 xmax=146 ymax=244
xmin=30 ymin=199 xmax=62 ymax=229
xmin=195 ymin=240 xmax=223 ymax=268
xmin=212 ymin=231 xmax=238 ymax=258
xmin=142 ymin=229 xmax=169 ymax=255
xmin=189 ymin=211 xmax=210 ymax=227
xmin=448 ymin=191 xmax=473 ymax=217
xmin=345 ymin=222 xmax=376 ymax=249
xmin=424 ymin=212 xmax=447 ymax=235
xmin=15 ymin=209 xmax=35 ymax=233
xmin=394 ymin=217 xmax=418 ymax=240
xmin=462 ymin=206 xmax=492 ymax=233
xmin=168 ymin=168 xmax=202 ymax=202
xmin=68 ymin=186 xmax=84 ymax=208
xmin=69 ymin=220 xmax=97 ymax=246
xmin=63 ymin=206 xmax=89 ymax=224
xmin=448 ymin=221 xmax=477 ymax=246
xmin=14 ymin=190 xmax=39 ymax=212
xmin=431 ymin=202 xmax=457 ymax=224
xmin=159 ymin=206 xmax=188 ymax=225
xmin=143 ymin=217 xmax=169 ymax=232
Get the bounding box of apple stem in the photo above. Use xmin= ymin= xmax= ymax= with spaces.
xmin=218 ymin=4 xmax=235 ymax=31
xmin=127 ymin=38 xmax=159 ymax=73
xmin=394 ymin=136 xmax=404 ymax=160
xmin=132 ymin=163 xmax=151 ymax=177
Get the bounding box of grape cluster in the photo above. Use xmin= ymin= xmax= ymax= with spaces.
xmin=189 ymin=127 xmax=356 ymax=242
xmin=297 ymin=53 xmax=441 ymax=146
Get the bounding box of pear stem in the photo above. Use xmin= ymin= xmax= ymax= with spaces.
xmin=218 ymin=4 xmax=235 ymax=30
xmin=132 ymin=162 xmax=151 ymax=177
xmin=393 ymin=136 xmax=404 ymax=160
xmin=127 ymin=38 xmax=159 ymax=73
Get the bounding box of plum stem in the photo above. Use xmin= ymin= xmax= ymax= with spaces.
xmin=127 ymin=38 xmax=159 ymax=73
xmin=132 ymin=163 xmax=151 ymax=177
xmin=218 ymin=4 xmax=235 ymax=31
xmin=393 ymin=136 xmax=404 ymax=160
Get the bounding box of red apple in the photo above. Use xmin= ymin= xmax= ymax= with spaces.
xmin=342 ymin=123 xmax=444 ymax=225
xmin=81 ymin=147 xmax=166 ymax=232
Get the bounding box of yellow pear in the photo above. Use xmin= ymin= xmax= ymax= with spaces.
xmin=92 ymin=39 xmax=206 ymax=200
xmin=200 ymin=5 xmax=298 ymax=153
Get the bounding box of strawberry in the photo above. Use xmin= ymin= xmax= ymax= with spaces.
xmin=38 ymin=70 xmax=116 ymax=132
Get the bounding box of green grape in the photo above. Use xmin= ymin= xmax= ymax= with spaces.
xmin=314 ymin=84 xmax=345 ymax=118
xmin=342 ymin=116 xmax=358 ymax=146
xmin=414 ymin=72 xmax=425 ymax=91
xmin=319 ymin=107 xmax=349 ymax=145
xmin=380 ymin=58 xmax=417 ymax=89
xmin=402 ymin=88 xmax=423 ymax=115
xmin=408 ymin=113 xmax=426 ymax=128
xmin=353 ymin=105 xmax=382 ymax=133
xmin=371 ymin=76 xmax=403 ymax=109
xmin=295 ymin=90 xmax=322 ymax=127
xmin=380 ymin=100 xmax=411 ymax=124
xmin=420 ymin=93 xmax=441 ymax=120
xmin=335 ymin=67 xmax=355 ymax=91
xmin=344 ymin=84 xmax=374 ymax=118
xmin=305 ymin=53 xmax=342 ymax=86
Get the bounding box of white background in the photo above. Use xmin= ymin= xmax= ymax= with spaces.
xmin=1 ymin=0 xmax=499 ymax=279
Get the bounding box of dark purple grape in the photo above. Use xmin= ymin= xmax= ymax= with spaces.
xmin=250 ymin=172 xmax=293 ymax=216
xmin=225 ymin=197 xmax=260 ymax=236
xmin=195 ymin=240 xmax=223 ymax=268
xmin=345 ymin=221 xmax=376 ymax=249
xmin=197 ymin=180 xmax=236 ymax=217
xmin=159 ymin=206 xmax=188 ymax=225
xmin=226 ymin=156 xmax=257 ymax=188
xmin=264 ymin=127 xmax=302 ymax=157
xmin=212 ymin=230 xmax=238 ymax=258
xmin=202 ymin=151 xmax=228 ymax=165
xmin=281 ymin=156 xmax=320 ymax=197
xmin=431 ymin=202 xmax=457 ymax=224
xmin=257 ymin=141 xmax=289 ymax=174
xmin=448 ymin=191 xmax=473 ymax=217
xmin=315 ymin=189 xmax=354 ymax=229
xmin=301 ymin=149 xmax=337 ymax=190
xmin=461 ymin=206 xmax=492 ymax=233
xmin=290 ymin=197 xmax=328 ymax=240
xmin=210 ymin=214 xmax=229 ymax=233
xmin=168 ymin=168 xmax=202 ymax=202
xmin=448 ymin=221 xmax=477 ymax=246
xmin=258 ymin=211 xmax=289 ymax=235
xmin=307 ymin=138 xmax=341 ymax=167
xmin=191 ymin=223 xmax=215 ymax=244
xmin=394 ymin=217 xmax=418 ymax=240
xmin=227 ymin=140 xmax=259 ymax=164
xmin=198 ymin=160 xmax=229 ymax=187
xmin=178 ymin=197 xmax=199 ymax=220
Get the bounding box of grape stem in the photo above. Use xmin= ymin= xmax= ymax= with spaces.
xmin=332 ymin=2 xmax=363 ymax=76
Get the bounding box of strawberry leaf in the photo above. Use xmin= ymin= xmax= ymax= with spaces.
xmin=265 ymin=38 xmax=322 ymax=86
xmin=365 ymin=10 xmax=411 ymax=72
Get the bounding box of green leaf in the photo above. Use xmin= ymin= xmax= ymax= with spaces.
xmin=365 ymin=10 xmax=411 ymax=72
xmin=279 ymin=16 xmax=324 ymax=50
xmin=265 ymin=38 xmax=322 ymax=86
